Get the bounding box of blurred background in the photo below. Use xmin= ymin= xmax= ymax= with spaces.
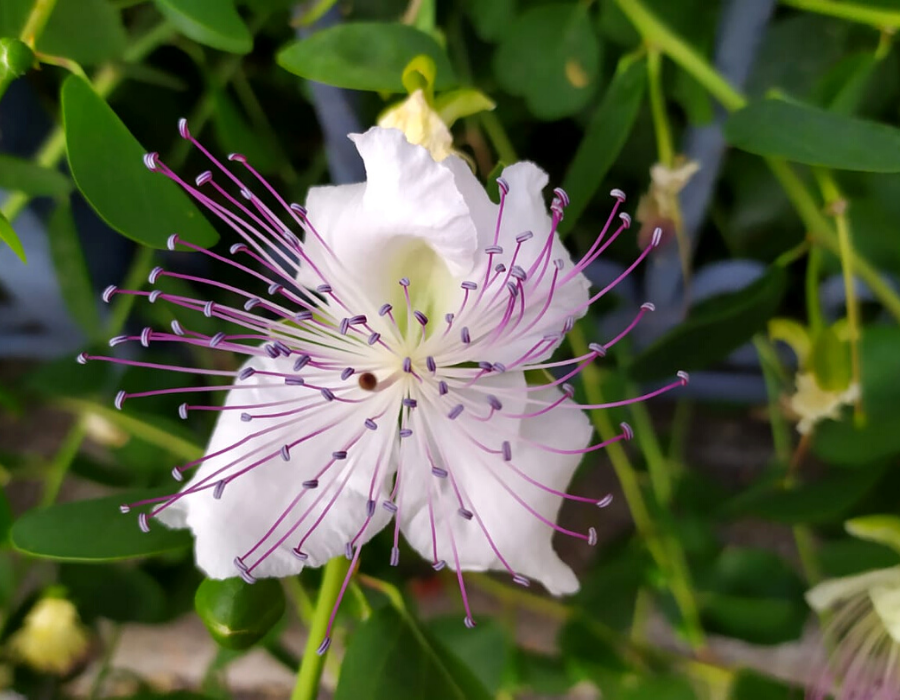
xmin=2 ymin=0 xmax=900 ymax=697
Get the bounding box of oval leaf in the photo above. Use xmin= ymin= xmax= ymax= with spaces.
xmin=560 ymin=56 xmax=646 ymax=234
xmin=195 ymin=577 xmax=285 ymax=650
xmin=277 ymin=23 xmax=456 ymax=93
xmin=62 ymin=75 xmax=218 ymax=249
xmin=11 ymin=489 xmax=192 ymax=561
xmin=629 ymin=266 xmax=788 ymax=382
xmin=152 ymin=0 xmax=252 ymax=54
xmin=725 ymin=99 xmax=900 ymax=172
xmin=38 ymin=0 xmax=127 ymax=65
xmin=335 ymin=606 xmax=492 ymax=700
xmin=493 ymin=3 xmax=602 ymax=120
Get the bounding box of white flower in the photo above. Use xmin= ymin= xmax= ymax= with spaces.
xmin=806 ymin=567 xmax=900 ymax=699
xmin=85 ymin=123 xmax=683 ymax=644
xmin=789 ymin=372 xmax=859 ymax=435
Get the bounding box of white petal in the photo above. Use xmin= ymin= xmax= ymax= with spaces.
xmin=806 ymin=567 xmax=900 ymax=612
xmin=156 ymin=355 xmax=395 ymax=579
xmin=303 ymin=128 xmax=479 ymax=314
xmin=401 ymin=381 xmax=592 ymax=595
xmin=453 ymin=161 xmax=590 ymax=367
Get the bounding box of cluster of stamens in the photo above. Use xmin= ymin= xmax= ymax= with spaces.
xmin=79 ymin=119 xmax=687 ymax=651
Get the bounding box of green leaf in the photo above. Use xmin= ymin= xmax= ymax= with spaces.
xmin=60 ymin=563 xmax=168 ymax=623
xmin=845 ymin=514 xmax=900 ymax=555
xmin=725 ymin=99 xmax=900 ymax=172
xmin=462 ymin=0 xmax=516 ymax=42
xmin=615 ymin=675 xmax=698 ymax=700
xmin=0 ymin=489 xmax=12 ymax=544
xmin=560 ymin=56 xmax=646 ymax=233
xmin=514 ymin=651 xmax=574 ymax=695
xmin=11 ymin=488 xmax=192 ymax=561
xmin=697 ymin=548 xmax=807 ymax=645
xmin=427 ymin=616 xmax=512 ymax=695
xmin=722 ymin=464 xmax=885 ymax=525
xmin=0 ymin=154 xmax=72 ymax=197
xmin=729 ymin=670 xmax=800 ymax=700
xmin=47 ymin=202 xmax=103 ymax=340
xmin=0 ymin=37 xmax=33 ymax=94
xmin=38 ymin=0 xmax=127 ymax=65
xmin=195 ymin=577 xmax=286 ymax=650
xmin=277 ymin=23 xmax=456 ymax=93
xmin=61 ymin=75 xmax=219 ymax=249
xmin=433 ymin=88 xmax=495 ymax=127
xmin=818 ymin=538 xmax=899 ymax=578
xmin=335 ymin=606 xmax=492 ymax=700
xmin=152 ymin=0 xmax=252 ymax=54
xmin=0 ymin=210 xmax=25 ymax=263
xmin=629 ymin=266 xmax=788 ymax=382
xmin=494 ymin=3 xmax=602 ymax=120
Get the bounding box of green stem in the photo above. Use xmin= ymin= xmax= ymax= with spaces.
xmin=40 ymin=416 xmax=87 ymax=507
xmin=613 ymin=0 xmax=744 ymax=111
xmin=647 ymin=48 xmax=674 ymax=166
xmin=568 ymin=323 xmax=706 ymax=650
xmin=19 ymin=0 xmax=58 ymax=48
xmin=628 ymin=398 xmax=672 ymax=505
xmin=805 ymin=245 xmax=825 ymax=336
xmin=769 ymin=158 xmax=900 ymax=323
xmin=479 ymin=111 xmax=518 ymax=163
xmin=291 ymin=558 xmax=351 ymax=700
xmin=88 ymin=624 xmax=122 ymax=699
xmin=781 ymin=0 xmax=900 ymax=29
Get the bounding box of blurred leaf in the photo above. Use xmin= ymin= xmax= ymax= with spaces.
xmin=0 ymin=155 xmax=71 ymax=197
xmin=494 ymin=3 xmax=602 ymax=120
xmin=26 ymin=349 xmax=113 ymax=399
xmin=725 ymin=99 xmax=900 ymax=172
xmin=697 ymin=548 xmax=807 ymax=645
xmin=818 ymin=537 xmax=899 ymax=578
xmin=630 ymin=266 xmax=787 ymax=382
xmin=561 ymin=56 xmax=646 ymax=234
xmin=722 ymin=464 xmax=885 ymax=525
xmin=11 ymin=489 xmax=191 ymax=561
xmin=747 ymin=14 xmax=851 ymax=99
xmin=62 ymin=75 xmax=219 ymax=249
xmin=195 ymin=577 xmax=285 ymax=650
xmin=514 ymin=651 xmax=574 ymax=695
xmin=571 ymin=544 xmax=650 ymax=631
xmin=811 ymin=51 xmax=880 ymax=116
xmin=47 ymin=202 xmax=103 ymax=340
xmin=0 ymin=210 xmax=24 ymax=262
xmin=427 ymin=616 xmax=512 ymax=695
xmin=152 ymin=0 xmax=252 ymax=54
xmin=813 ymin=325 xmax=900 ymax=466
xmin=462 ymin=0 xmax=516 ymax=42
xmin=845 ymin=514 xmax=900 ymax=555
xmin=38 ymin=0 xmax=126 ymax=64
xmin=60 ymin=563 xmax=167 ymax=623
xmin=615 ymin=675 xmax=698 ymax=699
xmin=278 ymin=23 xmax=456 ymax=93
xmin=729 ymin=669 xmax=800 ymax=699
xmin=0 ymin=0 xmax=126 ymax=65
xmin=0 ymin=490 xmax=11 ymax=544
xmin=335 ymin=606 xmax=492 ymax=700
xmin=211 ymin=88 xmax=279 ymax=173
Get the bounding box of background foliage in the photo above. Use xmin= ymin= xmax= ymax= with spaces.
xmin=2 ymin=0 xmax=900 ymax=698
